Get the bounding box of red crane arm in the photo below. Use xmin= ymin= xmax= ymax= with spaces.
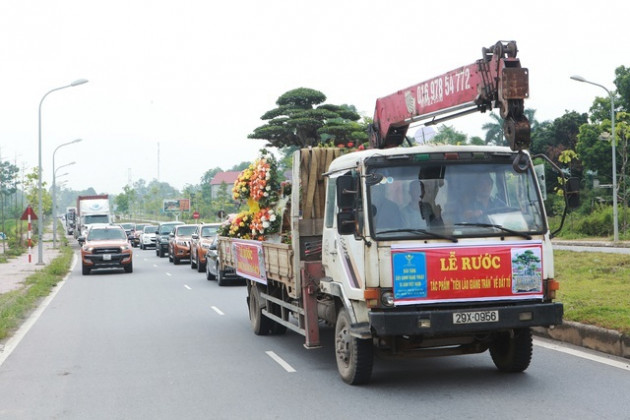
xmin=370 ymin=41 xmax=530 ymax=151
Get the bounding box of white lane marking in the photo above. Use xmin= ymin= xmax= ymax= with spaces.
xmin=266 ymin=351 xmax=296 ymax=373
xmin=211 ymin=306 xmax=224 ymax=315
xmin=184 ymin=285 xmax=191 ymax=290
xmin=166 ymin=272 xmax=172 ymax=277
xmin=153 ymin=264 xmax=157 ymax=267
xmin=534 ymin=338 xmax=630 ymax=371
xmin=0 ymin=253 xmax=77 ymax=368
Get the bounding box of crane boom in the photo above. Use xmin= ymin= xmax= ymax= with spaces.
xmin=370 ymin=41 xmax=530 ymax=151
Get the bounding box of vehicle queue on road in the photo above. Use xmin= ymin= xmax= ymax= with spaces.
xmin=76 ymin=219 xmax=240 ymax=285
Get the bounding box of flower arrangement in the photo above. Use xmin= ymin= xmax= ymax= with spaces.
xmin=250 ymin=207 xmax=280 ymax=240
xmin=232 ymin=167 xmax=254 ymax=201
xmin=224 ymin=149 xmax=284 ymax=241
xmin=248 ymin=149 xmax=280 ymax=208
xmin=223 ymin=210 xmax=255 ymax=239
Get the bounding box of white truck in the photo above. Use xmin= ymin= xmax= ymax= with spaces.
xmin=216 ymin=41 xmax=576 ymax=384
xmin=75 ymin=195 xmax=111 ymax=242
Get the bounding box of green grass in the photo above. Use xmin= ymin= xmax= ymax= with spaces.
xmin=555 ymin=250 xmax=630 ymax=335
xmin=0 ymin=242 xmax=73 ymax=341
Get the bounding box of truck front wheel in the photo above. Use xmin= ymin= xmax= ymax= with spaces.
xmin=335 ymin=308 xmax=373 ymax=385
xmin=489 ymin=327 xmax=532 ymax=372
xmin=249 ymin=284 xmax=273 ymax=335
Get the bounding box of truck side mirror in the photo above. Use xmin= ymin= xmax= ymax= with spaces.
xmin=566 ymin=177 xmax=580 ymax=209
xmin=336 ymin=175 xmax=357 ymax=209
xmin=337 ymin=211 xmax=357 ymax=235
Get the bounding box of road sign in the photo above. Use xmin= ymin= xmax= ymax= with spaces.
xmin=20 ymin=205 xmax=38 ymax=221
xmin=192 ymin=211 xmax=200 ymax=219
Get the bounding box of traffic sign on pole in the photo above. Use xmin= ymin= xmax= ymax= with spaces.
xmin=20 ymin=205 xmax=38 ymax=221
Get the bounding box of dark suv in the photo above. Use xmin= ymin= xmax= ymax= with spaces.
xmin=155 ymin=221 xmax=184 ymax=258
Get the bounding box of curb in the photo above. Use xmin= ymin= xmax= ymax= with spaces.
xmin=533 ymin=321 xmax=630 ymax=359
xmin=552 ymin=240 xmax=630 ymax=248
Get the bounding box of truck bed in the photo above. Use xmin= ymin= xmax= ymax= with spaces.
xmin=218 ymin=236 xmax=296 ymax=295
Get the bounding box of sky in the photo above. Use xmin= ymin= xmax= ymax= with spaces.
xmin=1 ymin=0 xmax=628 ymax=196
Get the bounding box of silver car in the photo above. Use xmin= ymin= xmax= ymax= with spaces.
xmin=139 ymin=225 xmax=157 ymax=249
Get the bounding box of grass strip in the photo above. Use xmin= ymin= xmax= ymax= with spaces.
xmin=555 ymin=250 xmax=630 ymax=335
xmin=0 ymin=245 xmax=73 ymax=340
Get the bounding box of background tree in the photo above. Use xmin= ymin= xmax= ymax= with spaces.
xmin=23 ymin=168 xmax=51 ymax=218
xmin=481 ymin=112 xmax=505 ymax=146
xmin=432 ymin=125 xmax=467 ymax=145
xmin=481 ymin=109 xmax=538 ymax=146
xmin=248 ymin=88 xmax=365 ymax=148
xmin=0 ymin=160 xmax=19 ymax=251
xmin=114 ymin=185 xmax=137 ymax=220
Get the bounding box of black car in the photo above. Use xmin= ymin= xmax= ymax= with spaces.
xmin=155 ymin=221 xmax=184 ymax=258
xmin=205 ymin=235 xmax=240 ymax=286
xmin=120 ymin=223 xmax=135 ymax=241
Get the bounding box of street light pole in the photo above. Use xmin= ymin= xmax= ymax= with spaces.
xmin=52 ymin=138 xmax=82 ymax=248
xmin=37 ymin=79 xmax=88 ymax=264
xmin=570 ymin=75 xmax=618 ymax=242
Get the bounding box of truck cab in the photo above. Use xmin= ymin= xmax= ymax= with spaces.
xmin=320 ymin=145 xmax=562 ymax=382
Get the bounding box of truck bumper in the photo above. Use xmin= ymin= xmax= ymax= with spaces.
xmin=369 ymin=302 xmax=563 ymax=336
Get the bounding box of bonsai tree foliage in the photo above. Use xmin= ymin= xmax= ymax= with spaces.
xmin=248 ymin=87 xmax=367 ymax=148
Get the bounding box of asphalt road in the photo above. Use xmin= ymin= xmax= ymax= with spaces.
xmin=0 ymin=247 xmax=629 ymax=419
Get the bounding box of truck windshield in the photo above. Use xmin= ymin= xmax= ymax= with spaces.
xmin=84 ymin=215 xmax=109 ymax=224
xmin=367 ymin=157 xmax=546 ymax=239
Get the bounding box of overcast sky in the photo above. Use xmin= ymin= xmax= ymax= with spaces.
xmin=1 ymin=0 xmax=627 ymax=196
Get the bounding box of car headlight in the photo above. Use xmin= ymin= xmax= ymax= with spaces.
xmin=201 ymin=243 xmax=211 ymax=249
xmin=83 ymin=246 xmax=94 ymax=253
xmin=121 ymin=245 xmax=130 ymax=251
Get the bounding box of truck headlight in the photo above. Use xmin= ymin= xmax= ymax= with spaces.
xmin=381 ymin=291 xmax=395 ymax=307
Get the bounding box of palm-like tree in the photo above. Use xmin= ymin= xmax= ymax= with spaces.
xmin=482 ymin=109 xmax=538 ymax=146
xmin=482 ymin=112 xmax=505 ymax=146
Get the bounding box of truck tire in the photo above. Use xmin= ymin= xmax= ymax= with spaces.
xmin=82 ymin=265 xmax=90 ymax=275
xmin=173 ymin=255 xmax=180 ymax=265
xmin=124 ymin=262 xmax=133 ymax=273
xmin=489 ymin=327 xmax=532 ymax=372
xmin=335 ymin=308 xmax=373 ymax=385
xmin=197 ymin=259 xmax=205 ymax=273
xmin=249 ymin=284 xmax=273 ymax=335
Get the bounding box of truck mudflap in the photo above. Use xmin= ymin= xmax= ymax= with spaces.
xmin=368 ymin=302 xmax=563 ymax=336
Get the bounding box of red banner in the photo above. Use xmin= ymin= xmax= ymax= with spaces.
xmin=232 ymin=240 xmax=267 ymax=284
xmin=391 ymin=241 xmax=543 ymax=305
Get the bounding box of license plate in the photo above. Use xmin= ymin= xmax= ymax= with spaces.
xmin=453 ymin=310 xmax=499 ymax=324
xmin=102 ymin=254 xmax=111 ymax=261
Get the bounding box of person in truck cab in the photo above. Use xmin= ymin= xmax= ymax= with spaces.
xmin=463 ymin=174 xmax=505 ymax=222
xmin=371 ymin=181 xmax=404 ymax=231
xmin=401 ymin=180 xmax=426 ymax=229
